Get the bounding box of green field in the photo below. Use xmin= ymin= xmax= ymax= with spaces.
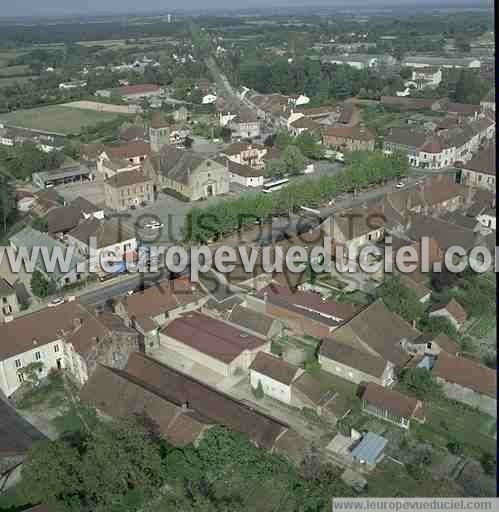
xmin=0 ymin=75 xmax=38 ymax=88
xmin=0 ymin=64 xmax=31 ymax=77
xmin=0 ymin=105 xmax=131 ymax=135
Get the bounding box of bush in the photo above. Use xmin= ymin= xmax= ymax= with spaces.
xmin=447 ymin=439 xmax=463 ymax=455
xmin=30 ymin=270 xmax=56 ymax=298
xmin=480 ymin=452 xmax=496 ymax=476
xmin=399 ymin=368 xmax=443 ymax=400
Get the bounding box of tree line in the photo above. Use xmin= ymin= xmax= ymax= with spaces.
xmin=20 ymin=414 xmax=354 ymax=512
xmin=185 ymin=151 xmax=408 ymax=243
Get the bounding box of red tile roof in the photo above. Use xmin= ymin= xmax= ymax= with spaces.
xmin=257 ymin=284 xmax=361 ymax=323
xmin=249 ymin=352 xmax=299 ymax=385
xmin=124 ymin=352 xmax=289 ymax=449
xmin=432 ymin=352 xmax=496 ymax=398
xmin=430 ymin=298 xmax=468 ymax=324
xmin=161 ymin=312 xmax=266 ymax=364
xmin=362 ymin=382 xmax=422 ymax=419
xmin=323 ymin=123 xmax=375 ymax=142
xmin=104 ymin=141 xmax=151 ymax=160
xmin=118 ymin=84 xmax=160 ymax=96
xmin=125 ymin=278 xmax=203 ymax=322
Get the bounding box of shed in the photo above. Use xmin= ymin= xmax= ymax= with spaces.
xmin=351 ymin=432 xmax=388 ymax=467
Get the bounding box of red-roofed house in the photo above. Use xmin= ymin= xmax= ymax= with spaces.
xmin=98 ymin=142 xmax=151 ymax=178
xmin=428 ymin=299 xmax=468 ymax=330
xmin=118 ymin=83 xmax=162 ymax=101
xmin=254 ymin=284 xmax=361 ymax=338
xmin=432 ymin=352 xmax=496 ymax=417
xmin=361 ymin=382 xmax=426 ymax=430
xmin=159 ymin=312 xmax=269 ymax=376
xmin=322 ymin=124 xmax=375 ymax=152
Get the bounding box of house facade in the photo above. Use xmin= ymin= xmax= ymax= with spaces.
xmin=361 ymin=382 xmax=425 ymax=430
xmin=323 ymin=124 xmax=375 ymax=152
xmin=66 ymin=218 xmax=137 ymax=273
xmin=0 ymin=279 xmax=20 ymax=322
xmin=229 ymin=109 xmax=261 ymax=140
xmin=104 ymin=170 xmax=154 ymax=211
xmin=432 ymin=352 xmax=496 ymax=417
xmin=460 ymin=144 xmax=496 ymax=192
xmin=249 ymin=352 xmax=302 ymax=405
xmin=220 ymin=142 xmax=267 ymax=169
xmin=0 ymin=301 xmax=138 ymax=397
xmin=319 ymin=338 xmax=395 ymax=387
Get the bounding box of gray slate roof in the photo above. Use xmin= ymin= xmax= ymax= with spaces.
xmin=149 ymin=146 xmax=224 ymax=185
xmin=10 ymin=226 xmax=84 ymax=281
xmin=228 ymin=305 xmax=277 ymax=337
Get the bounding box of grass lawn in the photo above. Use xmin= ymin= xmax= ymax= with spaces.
xmin=0 ymin=76 xmax=38 ymax=88
xmin=0 ymin=105 xmax=131 ymax=135
xmin=0 ymin=65 xmax=31 ymax=77
xmin=16 ymin=372 xmax=67 ymax=410
xmin=412 ymin=399 xmax=496 ymax=458
xmin=367 ymin=458 xmax=459 ymax=497
xmin=465 ymin=315 xmax=496 ymax=339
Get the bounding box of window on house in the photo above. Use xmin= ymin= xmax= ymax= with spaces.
xmin=18 ymin=373 xmax=25 ymax=384
xmin=35 ymin=351 xmax=41 ymax=361
xmin=15 ymin=359 xmax=22 ymax=369
xmin=54 ymin=344 xmax=60 ymax=353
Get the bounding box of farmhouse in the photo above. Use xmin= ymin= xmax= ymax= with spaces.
xmin=254 ymin=284 xmax=361 ymax=338
xmin=144 ymin=145 xmax=229 ymax=201
xmin=124 ymin=352 xmax=291 ymax=450
xmin=319 ymin=338 xmax=395 ymax=387
xmin=322 ymin=301 xmax=421 ymax=371
xmin=159 ymin=312 xmax=269 ymax=377
xmin=361 ymin=382 xmax=426 ymax=430
xmin=428 ymin=299 xmax=468 ymax=331
xmin=249 ymin=352 xmax=303 ymax=405
xmin=322 ymin=124 xmax=375 ymax=152
xmin=80 ymin=364 xmax=209 ymax=447
xmin=432 ymin=352 xmax=496 ymax=417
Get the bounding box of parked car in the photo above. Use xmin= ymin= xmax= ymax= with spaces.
xmin=48 ymin=297 xmax=65 ymax=307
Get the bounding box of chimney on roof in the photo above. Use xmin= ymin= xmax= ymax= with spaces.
xmin=73 ymin=317 xmax=82 ymax=329
xmin=182 ymin=400 xmax=189 ymax=410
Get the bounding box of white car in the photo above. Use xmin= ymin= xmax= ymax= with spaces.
xmin=144 ymin=221 xmax=164 ymax=230
xmin=48 ymin=297 xmax=65 ymax=307
xmin=395 ymin=182 xmax=405 ymax=189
